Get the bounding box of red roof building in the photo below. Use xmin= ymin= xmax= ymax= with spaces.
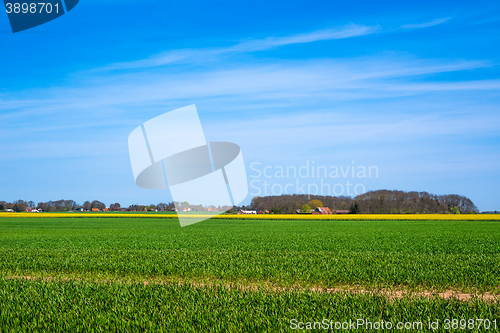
xmin=312 ymin=207 xmax=332 ymax=215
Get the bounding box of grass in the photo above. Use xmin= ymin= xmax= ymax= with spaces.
xmin=0 ymin=216 xmax=499 ymax=331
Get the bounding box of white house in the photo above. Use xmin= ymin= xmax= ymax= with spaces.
xmin=238 ymin=210 xmax=257 ymax=214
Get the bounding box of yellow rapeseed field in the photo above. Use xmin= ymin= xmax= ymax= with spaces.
xmin=1 ymin=212 xmax=499 ymax=221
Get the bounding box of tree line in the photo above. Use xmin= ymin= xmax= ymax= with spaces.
xmin=1 ymin=190 xmax=479 ymax=214
xmin=248 ymin=190 xmax=479 ymax=214
xmin=0 ymin=200 xmax=176 ymax=212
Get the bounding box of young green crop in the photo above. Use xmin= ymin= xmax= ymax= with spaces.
xmin=0 ymin=217 xmax=499 ymax=293
xmin=0 ymin=278 xmax=498 ymax=332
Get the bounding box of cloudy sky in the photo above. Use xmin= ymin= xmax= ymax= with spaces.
xmin=1 ymin=0 xmax=499 ymax=210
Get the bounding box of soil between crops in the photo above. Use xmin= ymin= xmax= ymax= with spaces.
xmin=5 ymin=275 xmax=499 ymax=302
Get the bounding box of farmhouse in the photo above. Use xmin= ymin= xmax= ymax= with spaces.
xmin=312 ymin=207 xmax=332 ymax=215
xmin=238 ymin=210 xmax=257 ymax=214
xmin=91 ymin=208 xmax=100 ymax=212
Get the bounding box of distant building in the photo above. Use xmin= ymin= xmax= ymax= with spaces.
xmin=312 ymin=207 xmax=333 ymax=215
xmin=26 ymin=207 xmax=41 ymax=213
xmin=5 ymin=209 xmax=13 ymax=212
xmin=91 ymin=208 xmax=100 ymax=212
xmin=335 ymin=210 xmax=349 ymax=214
xmin=109 ymin=207 xmax=125 ymax=211
xmin=76 ymin=208 xmax=84 ymax=212
xmin=238 ymin=210 xmax=257 ymax=214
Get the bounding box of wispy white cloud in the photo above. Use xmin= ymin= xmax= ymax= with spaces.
xmin=0 ymin=57 xmax=494 ymax=125
xmin=103 ymin=17 xmax=454 ymax=71
xmin=231 ymin=24 xmax=379 ymax=50
xmin=380 ymin=79 xmax=500 ymax=92
xmin=400 ymin=17 xmax=451 ymax=30
xmin=105 ymin=24 xmax=380 ymax=70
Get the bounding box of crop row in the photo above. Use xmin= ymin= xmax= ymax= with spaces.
xmin=0 ymin=278 xmax=499 ymax=332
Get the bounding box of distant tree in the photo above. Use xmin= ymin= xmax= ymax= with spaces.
xmin=301 ymin=204 xmax=311 ymax=213
xmin=192 ymin=204 xmax=204 ymax=211
xmin=181 ymin=201 xmax=190 ymax=208
xmin=90 ymin=200 xmax=105 ymax=210
xmin=110 ymin=203 xmax=121 ymax=209
xmin=250 ymin=196 xmax=261 ymax=208
xmin=450 ymin=206 xmax=460 ymax=214
xmin=83 ymin=201 xmax=91 ymax=210
xmin=271 ymin=207 xmax=281 ymax=214
xmin=157 ymin=202 xmax=168 ymax=211
xmin=308 ymin=200 xmax=323 ymax=209
xmin=13 ymin=200 xmax=28 ymax=212
xmin=0 ymin=202 xmax=4 ymax=210
xmin=349 ymin=201 xmax=360 ymax=214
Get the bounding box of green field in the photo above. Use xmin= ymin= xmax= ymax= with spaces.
xmin=1 ymin=216 xmax=499 ymax=331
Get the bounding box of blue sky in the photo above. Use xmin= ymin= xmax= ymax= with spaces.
xmin=1 ymin=0 xmax=499 ymax=210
